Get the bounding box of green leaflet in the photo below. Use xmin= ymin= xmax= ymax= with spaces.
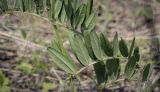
xmin=119 ymin=38 xmax=129 ymax=57
xmin=51 ymin=40 xmax=62 ymax=53
xmin=84 ymin=11 xmax=97 ymax=30
xmin=113 ymin=32 xmax=119 ymax=57
xmin=94 ymin=62 xmax=107 ymax=85
xmin=14 ymin=0 xmax=20 ymax=10
xmin=0 ymin=0 xmax=8 ymax=13
xmin=86 ymin=0 xmax=93 ymax=18
xmin=71 ymin=5 xmax=86 ymax=29
xmin=52 ymin=40 xmax=74 ymax=65
xmin=23 ymin=0 xmax=28 ymax=11
xmin=69 ymin=32 xmax=91 ymax=66
xmin=125 ymin=56 xmax=137 ymax=79
xmin=54 ymin=0 xmax=63 ymax=19
xmin=15 ymin=0 xmax=24 ymax=12
xmin=13 ymin=0 xmax=31 ymax=11
xmin=83 ymin=31 xmax=97 ymax=60
xmin=106 ymin=58 xmax=120 ymax=80
xmin=73 ymin=0 xmax=81 ymax=13
xmin=142 ymin=63 xmax=153 ymax=82
xmin=0 ymin=71 xmax=5 ymax=87
xmin=90 ymin=31 xmax=104 ymax=60
xmin=21 ymin=0 xmax=26 ymax=12
xmin=133 ymin=47 xmax=140 ymax=62
xmin=49 ymin=0 xmax=56 ymax=20
xmin=128 ymin=37 xmax=135 ymax=59
xmin=48 ymin=47 xmax=77 ymax=74
xmin=59 ymin=5 xmax=67 ymax=24
xmin=69 ymin=32 xmax=76 ymax=54
xmin=64 ymin=0 xmax=73 ymax=19
xmin=100 ymin=33 xmax=113 ymax=57
xmin=28 ymin=0 xmax=34 ymax=12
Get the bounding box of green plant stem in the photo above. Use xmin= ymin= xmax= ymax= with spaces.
xmin=102 ymin=57 xmax=127 ymax=61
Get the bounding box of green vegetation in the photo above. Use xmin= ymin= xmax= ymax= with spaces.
xmin=0 ymin=0 xmax=160 ymax=91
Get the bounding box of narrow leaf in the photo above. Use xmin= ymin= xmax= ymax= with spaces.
xmin=142 ymin=63 xmax=153 ymax=82
xmin=83 ymin=31 xmax=97 ymax=60
xmin=48 ymin=47 xmax=77 ymax=74
xmin=113 ymin=32 xmax=119 ymax=57
xmin=119 ymin=38 xmax=128 ymax=57
xmin=128 ymin=37 xmax=135 ymax=59
xmin=54 ymin=0 xmax=63 ymax=19
xmin=100 ymin=33 xmax=113 ymax=56
xmin=85 ymin=11 xmax=97 ymax=30
xmin=0 ymin=71 xmax=5 ymax=86
xmin=133 ymin=47 xmax=140 ymax=62
xmin=59 ymin=5 xmax=67 ymax=24
xmin=71 ymin=5 xmax=86 ymax=29
xmin=64 ymin=0 xmax=73 ymax=19
xmin=125 ymin=56 xmax=137 ymax=79
xmin=69 ymin=32 xmax=91 ymax=66
xmin=86 ymin=0 xmax=93 ymax=18
xmin=106 ymin=58 xmax=120 ymax=80
xmin=73 ymin=0 xmax=81 ymax=13
xmin=90 ymin=31 xmax=104 ymax=60
xmin=94 ymin=62 xmax=107 ymax=85
xmin=0 ymin=0 xmax=8 ymax=13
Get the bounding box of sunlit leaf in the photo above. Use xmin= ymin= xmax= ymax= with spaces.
xmin=113 ymin=32 xmax=119 ymax=57
xmin=69 ymin=32 xmax=91 ymax=66
xmin=54 ymin=0 xmax=63 ymax=19
xmin=86 ymin=0 xmax=93 ymax=18
xmin=83 ymin=31 xmax=97 ymax=60
xmin=90 ymin=31 xmax=104 ymax=60
xmin=59 ymin=5 xmax=67 ymax=24
xmin=84 ymin=11 xmax=97 ymax=30
xmin=48 ymin=47 xmax=77 ymax=74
